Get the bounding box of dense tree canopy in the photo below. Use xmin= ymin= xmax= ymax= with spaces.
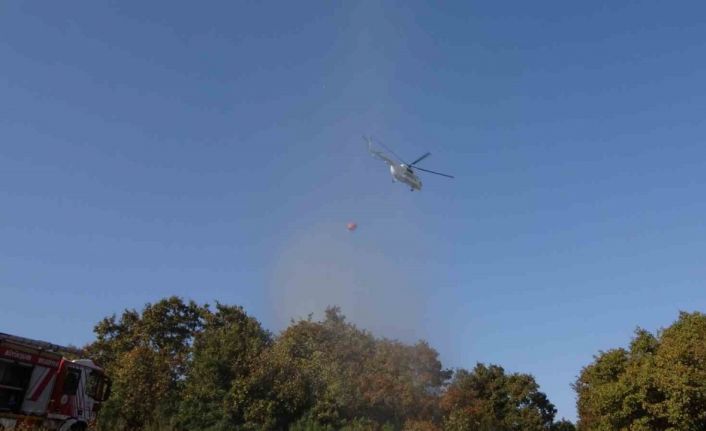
xmin=574 ymin=311 xmax=706 ymax=430
xmin=440 ymin=364 xmax=558 ymax=431
xmin=86 ymin=297 xmax=571 ymax=431
xmin=177 ymin=303 xmax=272 ymax=430
xmin=87 ymin=297 xmax=204 ymax=430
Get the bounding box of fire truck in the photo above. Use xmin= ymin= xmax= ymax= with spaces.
xmin=0 ymin=333 xmax=110 ymax=430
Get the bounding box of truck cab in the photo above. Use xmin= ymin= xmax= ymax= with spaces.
xmin=0 ymin=333 xmax=110 ymax=430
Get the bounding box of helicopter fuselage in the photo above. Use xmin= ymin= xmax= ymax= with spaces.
xmin=366 ymin=137 xmax=450 ymax=191
xmin=390 ymin=164 xmax=422 ymax=191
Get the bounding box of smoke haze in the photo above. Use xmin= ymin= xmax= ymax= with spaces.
xmin=267 ymin=220 xmax=427 ymax=341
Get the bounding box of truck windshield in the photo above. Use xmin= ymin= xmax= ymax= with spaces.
xmin=86 ymin=371 xmax=109 ymax=401
xmin=63 ymin=368 xmax=81 ymax=395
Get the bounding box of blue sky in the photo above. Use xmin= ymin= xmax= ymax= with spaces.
xmin=2 ymin=1 xmax=706 ymax=421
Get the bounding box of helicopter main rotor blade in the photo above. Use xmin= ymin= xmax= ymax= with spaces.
xmin=363 ymin=136 xmax=394 ymax=166
xmin=410 ymin=152 xmax=431 ymax=166
xmin=414 ymin=166 xmax=454 ymax=179
xmin=375 ymin=138 xmax=408 ymax=165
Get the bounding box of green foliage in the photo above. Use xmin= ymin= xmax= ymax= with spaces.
xmin=86 ymin=298 xmax=573 ymax=431
xmin=290 ymin=416 xmax=397 ymax=431
xmin=551 ymin=419 xmax=577 ymax=431
xmin=177 ymin=303 xmax=272 ymax=430
xmin=575 ymin=311 xmax=706 ymax=430
xmin=290 ymin=416 xmax=335 ymax=431
xmin=267 ymin=307 xmax=451 ymax=429
xmin=440 ymin=363 xmax=557 ymax=431
xmin=88 ymin=296 xmax=204 ymax=430
xmin=84 ymin=297 xmax=706 ymax=431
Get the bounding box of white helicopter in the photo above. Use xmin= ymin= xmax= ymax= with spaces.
xmin=365 ymin=136 xmax=454 ymax=191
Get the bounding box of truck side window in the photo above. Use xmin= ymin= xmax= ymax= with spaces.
xmin=0 ymin=361 xmax=32 ymax=389
xmin=0 ymin=361 xmax=32 ymax=412
xmin=63 ymin=368 xmax=81 ymax=395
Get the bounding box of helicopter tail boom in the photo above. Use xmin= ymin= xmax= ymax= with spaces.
xmin=364 ymin=136 xmax=396 ymax=166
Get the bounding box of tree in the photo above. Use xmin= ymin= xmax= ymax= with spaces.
xmin=238 ymin=307 xmax=451 ymax=430
xmin=251 ymin=307 xmax=379 ymax=429
xmin=104 ymin=346 xmax=174 ymax=430
xmin=575 ymin=311 xmax=706 ymax=430
xmin=87 ymin=296 xmax=205 ymax=430
xmin=177 ymin=303 xmax=272 ymax=430
xmin=551 ymin=419 xmax=576 ymax=431
xmin=85 ymin=298 xmax=566 ymax=431
xmin=360 ymin=339 xmax=450 ymax=425
xmin=441 ymin=364 xmax=557 ymax=431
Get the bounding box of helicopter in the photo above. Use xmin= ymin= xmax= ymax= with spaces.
xmin=365 ymin=136 xmax=454 ymax=191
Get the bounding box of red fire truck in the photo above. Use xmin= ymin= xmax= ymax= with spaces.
xmin=0 ymin=333 xmax=110 ymax=430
